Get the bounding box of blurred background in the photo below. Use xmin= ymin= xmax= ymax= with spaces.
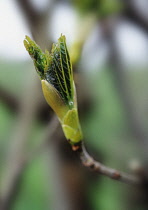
xmin=0 ymin=0 xmax=148 ymax=209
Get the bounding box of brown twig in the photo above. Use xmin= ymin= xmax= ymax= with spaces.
xmin=74 ymin=142 xmax=141 ymax=186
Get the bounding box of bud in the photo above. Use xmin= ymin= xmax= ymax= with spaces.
xmin=24 ymin=35 xmax=83 ymax=144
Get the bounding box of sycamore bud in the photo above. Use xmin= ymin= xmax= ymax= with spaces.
xmin=24 ymin=35 xmax=83 ymax=144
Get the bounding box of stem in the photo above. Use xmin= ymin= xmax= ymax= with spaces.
xmin=73 ymin=142 xmax=141 ymax=186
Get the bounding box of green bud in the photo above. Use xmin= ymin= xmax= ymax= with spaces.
xmin=24 ymin=34 xmax=83 ymax=144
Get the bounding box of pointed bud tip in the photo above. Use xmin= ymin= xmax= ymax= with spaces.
xmin=24 ymin=35 xmax=32 ymax=42
xmin=23 ymin=36 xmax=32 ymax=52
xmin=58 ymin=34 xmax=66 ymax=43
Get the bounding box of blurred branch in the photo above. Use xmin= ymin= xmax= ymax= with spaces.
xmin=16 ymin=0 xmax=50 ymax=18
xmin=0 ymin=85 xmax=51 ymax=123
xmin=1 ymin=1 xmax=82 ymax=210
xmin=16 ymin=0 xmax=52 ymax=48
xmin=0 ymin=115 xmax=59 ymax=210
xmin=123 ymin=0 xmax=148 ymax=33
xmin=0 ymin=86 xmax=18 ymax=112
xmin=76 ymin=142 xmax=141 ymax=186
xmin=0 ymin=78 xmax=43 ymax=210
xmin=0 ymin=1 xmax=53 ymax=209
xmin=100 ymin=17 xmax=148 ymax=155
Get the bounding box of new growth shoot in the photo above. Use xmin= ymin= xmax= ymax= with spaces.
xmin=24 ymin=35 xmax=83 ymax=145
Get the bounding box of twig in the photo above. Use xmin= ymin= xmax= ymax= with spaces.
xmin=73 ymin=142 xmax=141 ymax=186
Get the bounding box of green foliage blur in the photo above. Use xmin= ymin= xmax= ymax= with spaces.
xmin=73 ymin=0 xmax=123 ymax=17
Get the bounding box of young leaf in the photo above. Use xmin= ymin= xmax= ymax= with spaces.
xmin=24 ymin=34 xmax=83 ymax=144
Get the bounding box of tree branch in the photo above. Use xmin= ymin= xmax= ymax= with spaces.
xmin=73 ymin=142 xmax=141 ymax=186
xmin=0 ymin=85 xmax=52 ymax=123
xmin=0 ymin=86 xmax=18 ymax=112
xmin=16 ymin=0 xmax=50 ymax=26
xmin=16 ymin=0 xmax=52 ymax=48
xmin=123 ymin=0 xmax=148 ymax=34
xmin=99 ymin=17 xmax=148 ymax=156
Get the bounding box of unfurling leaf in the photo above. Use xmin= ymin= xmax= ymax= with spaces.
xmin=24 ymin=35 xmax=83 ymax=144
